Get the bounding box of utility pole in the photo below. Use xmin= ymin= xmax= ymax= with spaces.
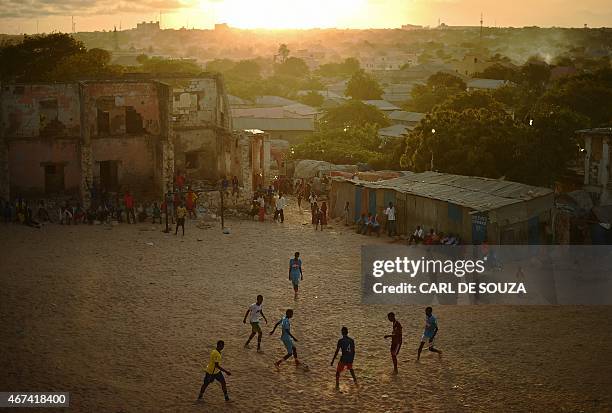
xmin=72 ymin=16 xmax=75 ymax=33
xmin=480 ymin=12 xmax=483 ymax=41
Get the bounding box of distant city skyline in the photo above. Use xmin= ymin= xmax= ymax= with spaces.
xmin=0 ymin=0 xmax=611 ymax=34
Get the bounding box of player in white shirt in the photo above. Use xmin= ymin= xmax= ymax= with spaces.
xmin=243 ymin=295 xmax=268 ymax=352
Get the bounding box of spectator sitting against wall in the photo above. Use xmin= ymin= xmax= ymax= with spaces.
xmin=424 ymin=228 xmax=439 ymax=245
xmin=137 ymin=203 xmax=148 ymax=223
xmin=368 ymin=213 xmax=381 ymax=237
xmin=408 ymin=225 xmax=424 ymax=245
xmin=152 ymin=202 xmax=162 ymax=224
xmin=37 ymin=200 xmax=51 ymax=223
xmin=356 ymin=213 xmax=367 ymax=234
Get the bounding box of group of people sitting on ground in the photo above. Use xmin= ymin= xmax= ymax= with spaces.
xmin=408 ymin=225 xmax=462 ymax=245
xmin=355 ymin=212 xmax=381 ymax=237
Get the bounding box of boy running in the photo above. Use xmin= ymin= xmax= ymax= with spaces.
xmin=270 ymin=309 xmax=301 ymax=369
xmin=417 ymin=306 xmax=443 ymax=361
xmin=197 ymin=340 xmax=231 ymax=402
xmin=384 ymin=312 xmax=403 ymax=374
xmin=289 ymin=252 xmax=303 ymax=300
xmin=330 ymin=326 xmax=357 ymax=389
xmin=243 ymin=295 xmax=268 ymax=352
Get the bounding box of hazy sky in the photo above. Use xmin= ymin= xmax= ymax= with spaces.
xmin=0 ymin=0 xmax=610 ymax=34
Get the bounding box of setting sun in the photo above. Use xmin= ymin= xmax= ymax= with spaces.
xmin=201 ymin=0 xmax=368 ymax=29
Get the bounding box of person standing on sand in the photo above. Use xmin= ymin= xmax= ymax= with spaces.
xmin=344 ymin=201 xmax=350 ymax=226
xmin=384 ymin=202 xmax=397 ymax=238
xmin=320 ymin=201 xmax=328 ymax=230
xmin=243 ymin=294 xmax=268 ymax=352
xmin=417 ymin=306 xmax=442 ymax=362
xmin=384 ymin=312 xmax=403 ymax=374
xmin=270 ymin=309 xmax=301 ymax=369
xmin=330 ymin=326 xmax=358 ymax=390
xmin=289 ymin=252 xmax=303 ymax=300
xmin=311 ymin=202 xmax=318 ymax=228
xmin=198 ymin=340 xmax=231 ymax=402
xmin=257 ymin=193 xmax=265 ymax=222
xmin=175 ymin=202 xmax=187 ymax=236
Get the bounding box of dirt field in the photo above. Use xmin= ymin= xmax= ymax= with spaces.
xmin=1 ymin=200 xmax=612 ymax=412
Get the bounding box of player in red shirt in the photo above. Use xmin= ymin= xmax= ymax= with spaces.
xmin=384 ymin=312 xmax=403 ymax=374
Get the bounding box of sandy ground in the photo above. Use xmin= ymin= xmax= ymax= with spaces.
xmin=1 ymin=198 xmax=612 ymax=413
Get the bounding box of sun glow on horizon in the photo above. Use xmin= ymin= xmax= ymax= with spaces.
xmin=200 ymin=0 xmax=369 ymax=29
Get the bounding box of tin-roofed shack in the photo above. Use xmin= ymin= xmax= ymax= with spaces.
xmin=330 ymin=171 xmax=554 ymax=244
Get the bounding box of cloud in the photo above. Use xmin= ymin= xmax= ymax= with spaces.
xmin=0 ymin=0 xmax=196 ymax=18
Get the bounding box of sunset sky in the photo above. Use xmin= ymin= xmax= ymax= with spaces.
xmin=0 ymin=0 xmax=610 ymax=34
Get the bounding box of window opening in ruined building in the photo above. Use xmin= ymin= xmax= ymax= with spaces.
xmin=125 ymin=106 xmax=144 ymax=134
xmin=97 ymin=109 xmax=110 ymax=135
xmin=39 ymin=99 xmax=60 ymax=137
xmin=43 ymin=163 xmax=65 ymax=194
xmin=99 ymin=161 xmax=119 ymax=192
xmin=185 ymin=152 xmax=200 ymax=169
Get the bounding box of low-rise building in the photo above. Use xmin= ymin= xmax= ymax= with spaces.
xmin=329 ymin=171 xmax=554 ymax=244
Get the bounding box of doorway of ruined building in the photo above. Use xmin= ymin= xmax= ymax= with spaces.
xmin=43 ymin=163 xmax=65 ymax=195
xmin=99 ymin=160 xmax=119 ymax=192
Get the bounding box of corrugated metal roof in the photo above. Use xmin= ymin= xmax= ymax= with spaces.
xmin=467 ymin=78 xmax=508 ymax=90
xmin=334 ymin=171 xmax=553 ymax=212
xmin=389 ymin=110 xmax=425 ymax=123
xmin=362 ymin=100 xmax=400 ymax=111
xmin=378 ymin=124 xmax=412 ymax=138
xmin=233 ymin=117 xmax=314 ymax=131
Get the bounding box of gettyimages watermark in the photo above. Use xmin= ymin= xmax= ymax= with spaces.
xmin=361 ymin=245 xmax=612 ymax=305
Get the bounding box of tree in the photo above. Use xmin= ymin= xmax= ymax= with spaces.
xmin=274 ymin=57 xmax=309 ymax=78
xmin=291 ymin=124 xmax=386 ymax=167
xmin=278 ymin=44 xmax=290 ymax=63
xmin=437 ymin=90 xmax=507 ymax=114
xmin=401 ymin=109 xmax=520 ymax=179
xmin=227 ymin=59 xmax=261 ymax=80
xmin=206 ymin=59 xmax=236 ymax=73
xmin=0 ymin=33 xmax=85 ymax=81
xmin=539 ymin=68 xmax=612 ymax=126
xmin=405 ymin=72 xmax=467 ymax=112
xmin=50 ymin=48 xmax=123 ymax=80
xmin=138 ymin=57 xmax=202 ymax=74
xmin=321 ymin=100 xmax=390 ymax=130
xmin=345 ymin=69 xmax=383 ymax=100
xmin=474 ymin=63 xmax=520 ymax=82
xmin=317 ymin=57 xmax=360 ymax=78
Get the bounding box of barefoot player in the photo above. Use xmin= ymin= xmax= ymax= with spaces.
xmin=198 ymin=340 xmax=231 ymax=402
xmin=417 ymin=306 xmax=443 ymax=361
xmin=289 ymin=252 xmax=303 ymax=300
xmin=330 ymin=326 xmax=357 ymax=389
xmin=243 ymin=294 xmax=268 ymax=352
xmin=384 ymin=312 xmax=403 ymax=374
xmin=270 ymin=309 xmax=301 ymax=369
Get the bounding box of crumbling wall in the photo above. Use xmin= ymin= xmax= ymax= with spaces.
xmin=7 ymin=140 xmax=81 ymax=196
xmin=91 ymin=136 xmax=158 ymax=195
xmin=166 ymin=78 xmax=219 ymax=127
xmin=1 ymin=84 xmax=81 ymax=139
xmin=173 ymin=129 xmax=217 ymax=182
xmin=83 ymin=82 xmax=161 ymax=137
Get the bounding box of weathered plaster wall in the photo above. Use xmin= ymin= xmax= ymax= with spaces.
xmin=8 ymin=140 xmax=81 ymax=196
xmin=92 ymin=136 xmax=158 ymax=194
xmin=1 ymin=84 xmax=81 ymax=138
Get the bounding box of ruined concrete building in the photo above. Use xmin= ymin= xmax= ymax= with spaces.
xmin=0 ymin=74 xmax=270 ymax=205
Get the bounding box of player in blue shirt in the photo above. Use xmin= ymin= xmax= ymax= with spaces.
xmin=330 ymin=326 xmax=357 ymax=390
xmin=289 ymin=252 xmax=303 ymax=300
xmin=270 ymin=309 xmax=301 ymax=369
xmin=417 ymin=306 xmax=443 ymax=361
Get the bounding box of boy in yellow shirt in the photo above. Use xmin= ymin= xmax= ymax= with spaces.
xmin=198 ymin=340 xmax=231 ymax=402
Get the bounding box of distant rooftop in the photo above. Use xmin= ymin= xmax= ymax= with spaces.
xmin=576 ymin=127 xmax=612 ymax=135
xmin=389 ymin=110 xmax=425 ymax=123
xmin=362 ymin=100 xmax=400 ymax=111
